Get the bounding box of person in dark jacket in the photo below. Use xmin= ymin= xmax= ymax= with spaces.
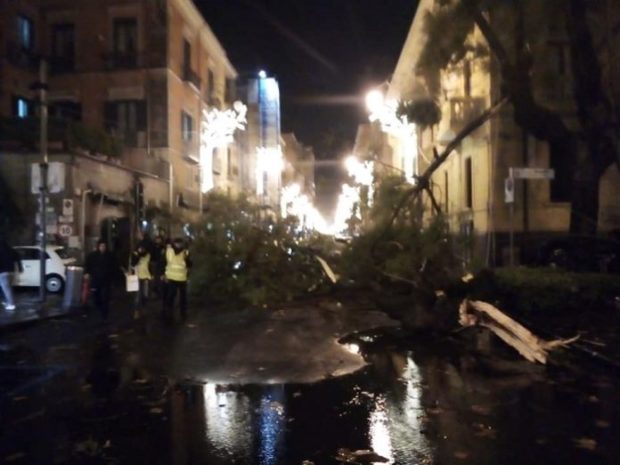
xmin=151 ymin=235 xmax=167 ymax=298
xmin=84 ymin=239 xmax=119 ymax=320
xmin=0 ymin=239 xmax=22 ymax=311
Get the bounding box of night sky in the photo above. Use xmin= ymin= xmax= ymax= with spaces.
xmin=194 ymin=0 xmax=418 ymax=215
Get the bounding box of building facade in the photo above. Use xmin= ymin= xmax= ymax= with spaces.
xmin=237 ymin=73 xmax=283 ymax=214
xmin=0 ymin=0 xmax=239 ymax=251
xmin=378 ymin=0 xmax=620 ymax=265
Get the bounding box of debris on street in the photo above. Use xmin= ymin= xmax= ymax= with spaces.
xmin=459 ymin=299 xmax=579 ymax=363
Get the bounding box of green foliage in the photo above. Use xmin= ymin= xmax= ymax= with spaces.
xmin=339 ymin=174 xmax=465 ymax=293
xmin=189 ymin=192 xmax=334 ymax=307
xmin=396 ymin=99 xmax=442 ymax=129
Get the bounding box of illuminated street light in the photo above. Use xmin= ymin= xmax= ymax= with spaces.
xmin=200 ymin=101 xmax=247 ymax=193
xmin=365 ymin=89 xmax=384 ymax=115
xmin=345 ymin=155 xmax=374 ymax=187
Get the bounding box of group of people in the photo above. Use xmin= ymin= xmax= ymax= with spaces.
xmin=84 ymin=234 xmax=192 ymax=323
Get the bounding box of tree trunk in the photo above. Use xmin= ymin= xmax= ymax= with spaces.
xmin=570 ymin=154 xmax=605 ymax=235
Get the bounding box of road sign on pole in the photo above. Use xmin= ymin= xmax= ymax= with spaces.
xmin=510 ymin=167 xmax=555 ymax=180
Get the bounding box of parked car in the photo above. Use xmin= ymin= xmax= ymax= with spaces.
xmin=537 ymin=235 xmax=620 ymax=273
xmin=13 ymin=246 xmax=76 ymax=293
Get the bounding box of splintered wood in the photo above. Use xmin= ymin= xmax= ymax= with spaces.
xmin=459 ymin=299 xmax=579 ymax=364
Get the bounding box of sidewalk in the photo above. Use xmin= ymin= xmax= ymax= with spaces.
xmin=0 ymin=291 xmax=71 ymax=330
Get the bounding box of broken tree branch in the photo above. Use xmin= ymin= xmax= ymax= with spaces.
xmin=459 ymin=299 xmax=579 ymax=364
xmin=425 ymin=186 xmax=442 ymax=215
xmin=373 ymin=96 xmax=509 ymax=257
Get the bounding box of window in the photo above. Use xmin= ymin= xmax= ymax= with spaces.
xmin=225 ymin=78 xmax=236 ymax=103
xmin=113 ymin=18 xmax=137 ymax=66
xmin=183 ymin=39 xmax=191 ymax=75
xmin=51 ymin=24 xmax=75 ymax=72
xmin=12 ymin=96 xmax=31 ymax=118
xmin=17 ymin=248 xmax=48 ymax=260
xmin=181 ymin=111 xmax=193 ymax=142
xmin=17 ymin=15 xmax=34 ymax=50
xmin=104 ymin=100 xmax=146 ymax=146
xmin=207 ymin=69 xmax=215 ymax=103
xmin=463 ymin=60 xmax=472 ymax=97
xmin=464 ymin=158 xmax=473 ymax=209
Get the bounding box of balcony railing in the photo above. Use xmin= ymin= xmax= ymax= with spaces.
xmin=449 ymin=97 xmax=485 ymax=131
xmin=102 ymin=52 xmax=144 ymax=70
xmin=0 ymin=117 xmax=122 ymax=157
xmin=183 ymin=67 xmax=202 ymax=90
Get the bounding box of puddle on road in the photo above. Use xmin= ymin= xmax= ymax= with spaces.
xmin=2 ymin=334 xmax=620 ymax=464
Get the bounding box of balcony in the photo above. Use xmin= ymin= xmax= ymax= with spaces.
xmin=102 ymin=52 xmax=143 ymax=70
xmin=449 ymin=97 xmax=485 ymax=132
xmin=5 ymin=41 xmax=38 ymax=71
xmin=177 ymin=188 xmax=200 ymax=210
xmin=183 ymin=67 xmax=202 ymax=90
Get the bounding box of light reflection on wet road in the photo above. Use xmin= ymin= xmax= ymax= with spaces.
xmin=2 ymin=319 xmax=620 ymax=464
xmin=166 ymin=343 xmax=620 ymax=465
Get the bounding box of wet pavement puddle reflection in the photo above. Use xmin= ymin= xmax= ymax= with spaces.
xmin=2 ymin=331 xmax=620 ymax=464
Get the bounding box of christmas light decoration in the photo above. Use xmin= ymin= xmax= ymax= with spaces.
xmin=200 ymin=101 xmax=247 ymax=193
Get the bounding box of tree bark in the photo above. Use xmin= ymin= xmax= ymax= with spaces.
xmin=565 ymin=0 xmax=619 ymax=233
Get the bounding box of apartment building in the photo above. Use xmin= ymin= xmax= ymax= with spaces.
xmin=378 ymin=0 xmax=620 ymax=265
xmin=0 ymin=0 xmax=239 ymax=249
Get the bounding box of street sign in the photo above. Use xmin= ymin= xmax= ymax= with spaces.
xmin=62 ymin=199 xmax=74 ymax=217
xmin=31 ymin=162 xmax=66 ymax=193
xmin=510 ymin=167 xmax=555 ymax=180
xmin=59 ymin=224 xmax=73 ymax=237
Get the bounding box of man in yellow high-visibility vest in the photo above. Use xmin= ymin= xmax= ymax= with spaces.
xmin=131 ymin=243 xmax=152 ymax=308
xmin=163 ymin=237 xmax=192 ymax=322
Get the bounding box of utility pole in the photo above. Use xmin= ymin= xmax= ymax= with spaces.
xmin=38 ymin=59 xmax=49 ymax=302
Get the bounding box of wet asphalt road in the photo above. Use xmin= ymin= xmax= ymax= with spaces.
xmin=1 ymin=294 xmax=619 ymax=465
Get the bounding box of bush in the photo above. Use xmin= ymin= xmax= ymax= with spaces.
xmin=474 ymin=267 xmax=620 ymax=314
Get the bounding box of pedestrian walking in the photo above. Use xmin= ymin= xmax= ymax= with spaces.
xmin=163 ymin=237 xmax=192 ymax=323
xmin=131 ymin=243 xmax=152 ymax=309
xmin=84 ymin=239 xmax=120 ymax=320
xmin=0 ymin=238 xmax=22 ymax=311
